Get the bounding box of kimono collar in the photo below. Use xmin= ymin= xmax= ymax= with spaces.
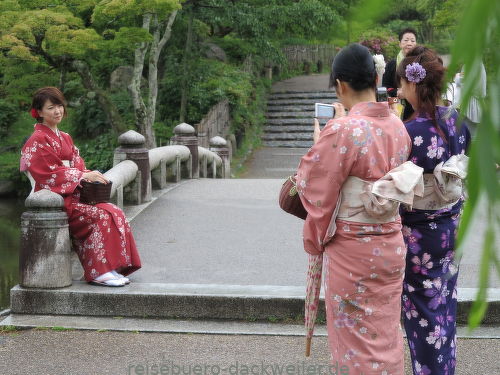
xmin=349 ymin=101 xmax=390 ymax=118
xmin=35 ymin=123 xmax=61 ymax=137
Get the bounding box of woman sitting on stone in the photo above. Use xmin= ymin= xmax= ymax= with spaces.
xmin=20 ymin=87 xmax=141 ymax=287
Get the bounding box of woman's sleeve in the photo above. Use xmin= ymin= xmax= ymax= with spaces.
xmin=296 ymin=121 xmax=359 ymax=255
xmin=21 ymin=134 xmax=84 ymax=196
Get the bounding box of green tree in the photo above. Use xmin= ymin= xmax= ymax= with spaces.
xmin=0 ymin=1 xmax=127 ymax=134
xmin=92 ymin=0 xmax=182 ymax=148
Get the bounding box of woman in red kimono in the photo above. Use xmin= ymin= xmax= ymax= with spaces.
xmin=20 ymin=87 xmax=141 ymax=287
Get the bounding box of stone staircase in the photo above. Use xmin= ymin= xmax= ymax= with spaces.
xmin=262 ymin=91 xmax=337 ymax=148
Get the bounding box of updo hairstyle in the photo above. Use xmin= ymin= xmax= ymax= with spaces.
xmin=329 ymin=43 xmax=377 ymax=91
xmin=396 ymin=46 xmax=445 ymax=120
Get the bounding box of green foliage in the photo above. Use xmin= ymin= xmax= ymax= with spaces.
xmin=71 ymin=91 xmax=134 ymax=139
xmin=211 ymin=36 xmax=257 ymax=62
xmin=446 ymin=0 xmax=500 ymax=330
xmin=357 ymin=28 xmax=400 ymax=60
xmin=78 ymin=131 xmax=117 ymax=172
xmin=0 ymin=100 xmax=19 ymax=138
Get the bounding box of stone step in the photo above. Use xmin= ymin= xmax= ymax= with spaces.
xmin=266 ymin=105 xmax=317 ymax=112
xmin=10 ymin=283 xmax=499 ymax=325
xmin=266 ymin=118 xmax=323 ymax=125
xmin=262 ymin=133 xmax=313 ymax=141
xmin=262 ymin=140 xmax=313 ymax=148
xmin=267 ymin=98 xmax=338 ymax=106
xmin=266 ymin=111 xmax=315 ymax=119
xmin=268 ymin=91 xmax=337 ymax=100
xmin=263 ymin=125 xmax=315 ymax=133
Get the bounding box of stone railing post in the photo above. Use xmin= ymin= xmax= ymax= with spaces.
xmin=114 ymin=130 xmax=152 ymax=204
xmin=20 ymin=190 xmax=72 ymax=288
xmin=210 ymin=136 xmax=230 ymax=178
xmin=171 ymin=123 xmax=199 ymax=179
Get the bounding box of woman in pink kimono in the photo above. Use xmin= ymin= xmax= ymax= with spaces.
xmin=20 ymin=87 xmax=141 ymax=287
xmin=296 ymin=44 xmax=422 ymax=374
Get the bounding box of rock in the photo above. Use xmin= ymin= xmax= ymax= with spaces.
xmin=110 ymin=66 xmax=134 ymax=91
xmin=203 ymin=43 xmax=227 ymax=62
xmin=0 ymin=180 xmax=15 ymax=195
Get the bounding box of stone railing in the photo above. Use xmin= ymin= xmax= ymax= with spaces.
xmin=19 ymin=123 xmax=230 ymax=288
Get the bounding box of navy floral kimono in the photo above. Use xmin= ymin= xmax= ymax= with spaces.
xmin=401 ymin=106 xmax=471 ymax=375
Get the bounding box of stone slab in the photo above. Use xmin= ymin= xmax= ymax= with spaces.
xmin=2 ymin=313 xmax=499 ymax=339
xmin=9 ymin=282 xmax=500 ymax=324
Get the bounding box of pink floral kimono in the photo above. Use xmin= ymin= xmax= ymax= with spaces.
xmin=296 ymin=102 xmax=416 ymax=374
xmin=20 ymin=123 xmax=141 ymax=282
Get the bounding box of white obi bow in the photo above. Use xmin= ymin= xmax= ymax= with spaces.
xmin=413 ymin=154 xmax=469 ymax=210
xmin=324 ymin=161 xmax=424 ymax=244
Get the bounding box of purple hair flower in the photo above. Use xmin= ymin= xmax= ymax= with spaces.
xmin=405 ymin=62 xmax=426 ymax=83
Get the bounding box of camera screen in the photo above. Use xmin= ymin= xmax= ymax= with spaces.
xmin=315 ymin=103 xmax=335 ymax=118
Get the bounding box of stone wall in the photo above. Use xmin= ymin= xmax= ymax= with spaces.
xmin=195 ymin=99 xmax=231 ymax=149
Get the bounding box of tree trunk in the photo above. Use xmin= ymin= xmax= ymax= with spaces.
xmin=130 ymin=11 xmax=178 ymax=149
xmin=179 ymin=7 xmax=194 ymax=123
xmin=72 ymin=60 xmax=126 ymax=135
xmin=129 ymin=14 xmax=152 ymax=147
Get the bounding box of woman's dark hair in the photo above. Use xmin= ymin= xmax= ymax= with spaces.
xmin=329 ymin=43 xmax=377 ymax=91
xmin=396 ymin=46 xmax=445 ymax=121
xmin=398 ymin=28 xmax=417 ymax=41
xmin=31 ymin=87 xmax=67 ymax=122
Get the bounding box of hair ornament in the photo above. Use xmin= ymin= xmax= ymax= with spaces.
xmin=373 ymin=54 xmax=386 ymax=77
xmin=30 ymin=108 xmax=39 ymax=119
xmin=405 ymin=62 xmax=426 ymax=83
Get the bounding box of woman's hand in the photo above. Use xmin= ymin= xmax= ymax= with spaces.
xmin=82 ymin=170 xmax=110 ymax=184
xmin=313 ymin=118 xmax=321 ymax=144
xmin=333 ymin=102 xmax=346 ymax=119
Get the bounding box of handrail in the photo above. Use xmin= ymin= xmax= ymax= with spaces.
xmin=103 ymin=160 xmax=138 ymax=198
xmin=149 ymin=145 xmax=191 ymax=170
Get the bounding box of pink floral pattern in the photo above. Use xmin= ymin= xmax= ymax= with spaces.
xmin=296 ymin=102 xmax=411 ymax=373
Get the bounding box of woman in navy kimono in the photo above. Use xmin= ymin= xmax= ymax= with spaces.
xmin=397 ymin=46 xmax=471 ymax=375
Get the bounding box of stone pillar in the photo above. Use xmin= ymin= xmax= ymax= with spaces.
xmin=210 ymin=136 xmax=230 ymax=178
xmin=172 ymin=123 xmax=199 ymax=179
xmin=19 ymin=190 xmax=72 ymax=288
xmin=115 ymin=130 xmax=152 ymax=204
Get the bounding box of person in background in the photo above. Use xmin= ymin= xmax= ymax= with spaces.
xmin=383 ymin=27 xmax=418 ymax=120
xmin=454 ymin=62 xmax=487 ymax=137
xmin=397 ymin=46 xmax=471 ymax=375
xmin=298 ymin=43 xmax=423 ymax=374
xmin=20 ymin=87 xmax=141 ymax=287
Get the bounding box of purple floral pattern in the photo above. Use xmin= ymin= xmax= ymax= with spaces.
xmin=402 ymin=106 xmax=470 ymax=375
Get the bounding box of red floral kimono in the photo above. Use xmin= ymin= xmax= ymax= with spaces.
xmin=20 ymin=123 xmax=141 ymax=281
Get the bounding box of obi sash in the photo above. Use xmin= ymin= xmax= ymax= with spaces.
xmin=323 ymin=161 xmax=424 ymax=244
xmin=412 ymin=154 xmax=469 ymax=210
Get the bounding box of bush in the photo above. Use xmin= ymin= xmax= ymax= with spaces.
xmin=77 ymin=131 xmax=117 ymax=172
xmin=0 ymin=100 xmax=19 ymax=139
xmin=358 ymin=29 xmax=400 ymax=61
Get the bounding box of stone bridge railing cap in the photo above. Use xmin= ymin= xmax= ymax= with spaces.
xmin=210 ymin=136 xmax=227 ymax=146
xmin=174 ymin=123 xmax=195 ymax=135
xmin=25 ymin=189 xmax=64 ymax=208
xmin=118 ymin=130 xmax=146 ymax=146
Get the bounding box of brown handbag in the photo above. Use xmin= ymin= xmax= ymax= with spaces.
xmin=279 ymin=175 xmax=307 ymax=220
xmin=79 ymin=180 xmax=112 ymax=205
